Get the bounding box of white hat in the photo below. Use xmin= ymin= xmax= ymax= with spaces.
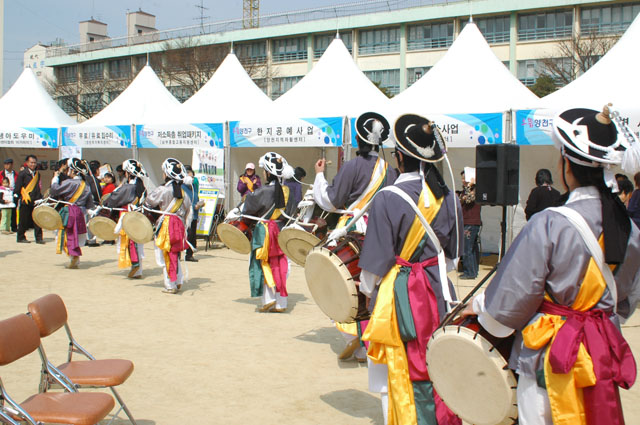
xmin=122 ymin=159 xmax=147 ymax=178
xmin=258 ymin=152 xmax=294 ymax=179
xmin=162 ymin=158 xmax=186 ymax=182
xmin=245 ymin=162 xmax=255 ymax=170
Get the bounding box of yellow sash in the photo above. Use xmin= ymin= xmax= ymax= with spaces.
xmin=521 ymin=236 xmax=609 ymax=425
xmin=337 ymin=157 xmax=387 ymax=229
xmin=21 ymin=171 xmax=39 ymax=204
xmin=255 ymin=186 xmax=290 ymax=288
xmin=240 ymin=176 xmax=255 ymax=193
xmin=69 ymin=181 xmax=86 ymax=204
xmin=362 ymin=188 xmax=443 ymax=425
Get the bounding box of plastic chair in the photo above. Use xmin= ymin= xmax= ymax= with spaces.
xmin=27 ymin=294 xmax=137 ymax=425
xmin=0 ymin=313 xmax=114 ymax=425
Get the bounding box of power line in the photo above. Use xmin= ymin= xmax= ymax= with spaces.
xmin=194 ymin=0 xmax=210 ymax=34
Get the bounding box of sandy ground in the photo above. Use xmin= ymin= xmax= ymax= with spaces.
xmin=0 ymin=231 xmax=638 ymax=424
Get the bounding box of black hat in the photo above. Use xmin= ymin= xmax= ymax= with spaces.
xmin=356 ymin=112 xmax=390 ymax=146
xmin=394 ymin=114 xmax=446 ymax=163
xmin=3 ymin=158 xmax=13 ymax=164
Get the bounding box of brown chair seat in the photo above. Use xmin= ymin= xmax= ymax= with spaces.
xmin=57 ymin=359 xmax=134 ymax=387
xmin=21 ymin=392 xmax=115 ymax=425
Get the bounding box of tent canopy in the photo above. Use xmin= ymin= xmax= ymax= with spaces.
xmin=391 ymin=22 xmax=540 ymax=115
xmin=0 ymin=68 xmax=75 ymax=127
xmin=540 ymin=14 xmax=640 ymax=110
xmin=274 ymin=36 xmax=390 ymax=118
xmin=180 ymin=52 xmax=273 ymax=123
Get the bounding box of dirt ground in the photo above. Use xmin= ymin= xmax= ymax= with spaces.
xmin=0 ymin=231 xmax=638 ymax=424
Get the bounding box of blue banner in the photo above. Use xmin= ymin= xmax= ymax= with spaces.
xmin=229 ymin=116 xmax=344 ymax=148
xmin=515 ymin=110 xmax=555 ymax=145
xmin=137 ymin=123 xmax=224 ymax=149
xmin=0 ymin=127 xmax=59 ymax=148
xmin=62 ymin=125 xmax=131 ymax=148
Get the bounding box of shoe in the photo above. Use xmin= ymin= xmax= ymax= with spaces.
xmin=86 ymin=241 xmax=99 ymax=247
xmin=66 ymin=256 xmax=79 ymax=269
xmin=1 ymin=231 xmax=10 ymax=235
xmin=17 ymin=239 xmax=30 ymax=243
xmin=338 ymin=338 xmax=361 ymax=360
xmin=130 ymin=275 xmax=142 ymax=279
xmin=36 ymin=240 xmax=45 ymax=245
xmin=128 ymin=266 xmax=140 ymax=278
xmin=459 ymin=275 xmax=476 ymax=280
xmin=162 ymin=288 xmax=178 ymax=294
xmin=258 ymin=301 xmax=276 ymax=312
xmin=356 ymin=356 xmax=368 ymax=363
xmin=185 ymin=256 xmax=198 ymax=262
xmin=272 ymin=308 xmax=287 ymax=313
xmin=177 ymin=284 xmax=182 ymax=291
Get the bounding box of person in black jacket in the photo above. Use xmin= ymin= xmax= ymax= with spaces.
xmin=524 ymin=168 xmax=562 ymax=221
xmin=14 ymin=155 xmax=43 ymax=243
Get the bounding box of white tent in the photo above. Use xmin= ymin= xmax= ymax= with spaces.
xmin=541 ymin=14 xmax=640 ymax=109
xmin=274 ymin=36 xmax=390 ymax=118
xmin=0 ymin=68 xmax=75 ymax=128
xmin=180 ymin=52 xmax=273 ymax=122
xmin=391 ymin=22 xmax=540 ymax=115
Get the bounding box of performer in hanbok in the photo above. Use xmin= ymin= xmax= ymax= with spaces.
xmin=463 ymin=105 xmax=640 ymax=425
xmin=50 ymin=158 xmax=95 ymax=269
xmin=313 ymin=111 xmax=397 ymax=361
xmin=228 ymin=152 xmax=296 ymax=312
xmin=104 ymin=159 xmax=147 ymax=279
xmin=360 ymin=114 xmax=463 ymax=425
xmin=144 ymin=158 xmax=192 ymax=294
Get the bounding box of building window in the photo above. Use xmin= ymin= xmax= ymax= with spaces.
xmin=272 ymin=37 xmax=307 ymax=62
xmin=82 ymin=62 xmax=104 ymax=81
xmin=364 ymin=69 xmax=400 ymax=95
xmin=57 ymin=96 xmax=76 ymax=115
xmin=271 ymin=76 xmax=302 ymax=99
xmin=109 ymin=58 xmax=131 ymax=79
xmin=517 ymin=58 xmax=572 ymax=86
xmin=135 ymin=56 xmax=147 ymax=70
xmin=407 ymin=66 xmax=431 ymax=87
xmin=314 ymin=32 xmax=353 ymax=58
xmin=518 ymin=10 xmax=573 ymax=41
xmin=359 ymin=27 xmax=400 ymax=55
xmin=236 ymin=41 xmax=267 ymax=64
xmin=407 ymin=22 xmax=453 ymax=50
xmin=169 ymin=86 xmax=193 ymax=103
xmin=254 ymin=79 xmax=268 ymax=96
xmin=56 ymin=65 xmax=77 ymax=83
xmin=517 ymin=60 xmax=540 ymax=86
xmin=107 ymin=91 xmax=122 ymax=103
xmin=81 ymin=93 xmax=104 ymax=114
xmin=470 ymin=15 xmax=511 ymax=43
xmin=581 ymin=3 xmax=640 ymax=34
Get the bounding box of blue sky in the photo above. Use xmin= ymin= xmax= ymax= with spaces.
xmin=3 ymin=0 xmax=344 ymax=92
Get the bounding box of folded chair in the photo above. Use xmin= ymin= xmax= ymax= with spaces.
xmin=28 ymin=294 xmax=137 ymax=425
xmin=0 ymin=313 xmax=115 ymax=425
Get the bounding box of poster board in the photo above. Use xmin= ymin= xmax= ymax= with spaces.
xmin=195 ymin=187 xmax=220 ymax=237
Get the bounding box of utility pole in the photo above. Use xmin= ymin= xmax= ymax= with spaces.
xmin=243 ymin=0 xmax=259 ymax=29
xmin=195 ymin=0 xmax=210 ymax=34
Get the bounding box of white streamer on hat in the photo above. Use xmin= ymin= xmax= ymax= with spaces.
xmin=365 ymin=119 xmax=384 ymax=145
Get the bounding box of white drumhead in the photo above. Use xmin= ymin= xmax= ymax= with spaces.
xmin=278 ymin=227 xmax=320 ymax=266
xmin=32 ymin=205 xmax=62 ymax=231
xmin=122 ymin=211 xmax=154 ymax=244
xmin=304 ymin=246 xmax=359 ymax=323
xmin=88 ymin=216 xmax=117 ymax=241
xmin=426 ymin=326 xmax=517 ymax=425
xmin=217 ymin=222 xmax=251 ymax=255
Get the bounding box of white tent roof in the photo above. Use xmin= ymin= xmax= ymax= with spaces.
xmin=273 ymin=37 xmax=390 ymax=118
xmin=180 ymin=52 xmax=273 ymax=122
xmin=391 ymin=22 xmax=540 ymax=115
xmin=77 ymin=65 xmax=182 ymax=126
xmin=540 ymin=14 xmax=640 ymax=110
xmin=0 ymin=68 xmax=75 ymax=127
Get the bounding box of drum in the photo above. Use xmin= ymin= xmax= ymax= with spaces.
xmin=304 ymin=233 xmax=368 ymax=323
xmin=278 ymin=217 xmax=328 ymax=266
xmin=426 ymin=317 xmax=517 ymax=425
xmin=32 ymin=205 xmax=62 ymax=231
xmin=87 ymin=207 xmax=120 ymax=241
xmin=122 ymin=211 xmax=159 ymax=244
xmin=217 ymin=219 xmax=254 ymax=255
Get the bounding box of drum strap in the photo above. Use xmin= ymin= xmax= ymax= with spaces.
xmin=548 ymin=206 xmax=617 ymax=314
xmin=69 ymin=181 xmax=86 ymax=204
xmin=380 ymin=186 xmax=454 ymax=308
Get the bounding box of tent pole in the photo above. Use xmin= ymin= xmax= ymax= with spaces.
xmin=132 ymin=124 xmax=139 ymax=161
xmin=224 ymin=121 xmax=231 ymax=213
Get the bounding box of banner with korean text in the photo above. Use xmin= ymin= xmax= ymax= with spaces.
xmin=0 ymin=127 xmax=59 ymax=148
xmin=62 ymin=125 xmax=131 ymax=148
xmin=350 ymin=113 xmax=504 ymax=148
xmin=229 ymin=117 xmax=344 ymax=147
xmin=137 ymin=123 xmax=224 ymax=149
xmin=192 ymin=147 xmax=225 ymax=196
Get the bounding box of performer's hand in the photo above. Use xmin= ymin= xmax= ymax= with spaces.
xmin=315 ymin=159 xmax=326 ymax=174
xmin=460 ymin=296 xmax=477 ymax=317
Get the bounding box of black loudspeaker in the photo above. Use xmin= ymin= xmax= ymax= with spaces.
xmin=475 ymin=144 xmax=520 ymax=206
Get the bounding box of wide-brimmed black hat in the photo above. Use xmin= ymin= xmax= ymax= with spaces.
xmin=553 ymin=107 xmax=626 ymax=167
xmin=356 ymin=112 xmax=390 ymax=146
xmin=68 ymin=158 xmax=88 ymax=175
xmin=394 ymin=114 xmax=446 ymax=163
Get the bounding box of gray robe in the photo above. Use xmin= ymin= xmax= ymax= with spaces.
xmin=360 ymin=173 xmax=463 ymax=317
xmin=144 ymin=183 xmax=192 ymax=226
xmin=104 ymin=183 xmax=140 ymax=208
xmin=50 ymin=177 xmax=95 ymax=213
xmin=484 ymin=186 xmax=640 ymax=377
xmin=242 ymin=181 xmax=297 ymax=229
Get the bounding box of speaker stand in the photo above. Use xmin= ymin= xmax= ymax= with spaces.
xmin=499 ymin=205 xmax=508 ymax=262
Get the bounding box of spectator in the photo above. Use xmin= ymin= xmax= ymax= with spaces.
xmin=628 ymin=172 xmax=640 ymax=228
xmin=283 ymin=166 xmax=306 ymax=207
xmin=524 ymin=168 xmax=562 ymax=220
xmin=101 ymin=173 xmax=116 ymax=196
xmin=115 ymin=164 xmax=125 ymax=184
xmin=0 ymin=177 xmax=15 ymax=234
xmin=237 ymin=162 xmax=261 ymax=199
xmin=0 ymin=158 xmax=17 ymax=232
xmin=618 ymin=177 xmax=633 ymax=207
xmin=183 ymin=165 xmax=204 ymax=262
xmin=459 ymin=168 xmax=481 ymax=279
xmin=14 ymin=154 xmax=44 ymax=243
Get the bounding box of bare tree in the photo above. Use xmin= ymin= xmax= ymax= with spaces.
xmin=540 ymin=30 xmax=620 ymax=86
